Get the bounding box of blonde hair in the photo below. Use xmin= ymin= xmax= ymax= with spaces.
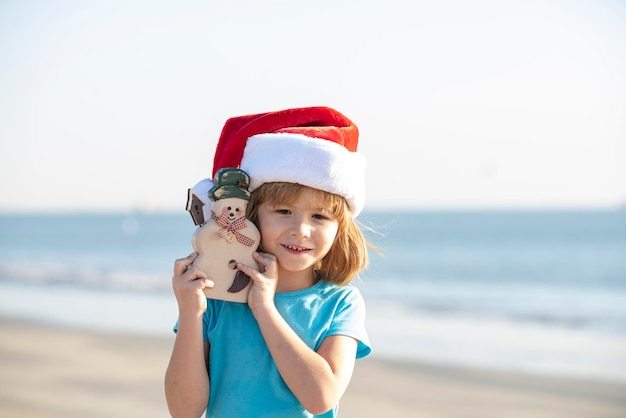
xmin=247 ymin=182 xmax=369 ymax=285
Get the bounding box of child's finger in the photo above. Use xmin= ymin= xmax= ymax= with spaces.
xmin=173 ymin=252 xmax=197 ymax=275
xmin=252 ymin=252 xmax=277 ymax=274
xmin=193 ymin=277 xmax=214 ymax=290
xmin=236 ymin=261 xmax=258 ymax=276
xmin=183 ymin=266 xmax=209 ymax=282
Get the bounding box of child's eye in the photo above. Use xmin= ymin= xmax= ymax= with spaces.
xmin=276 ymin=209 xmax=291 ymax=215
xmin=313 ymin=213 xmax=329 ymax=220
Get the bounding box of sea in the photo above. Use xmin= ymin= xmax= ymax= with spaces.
xmin=1 ymin=210 xmax=625 ymax=384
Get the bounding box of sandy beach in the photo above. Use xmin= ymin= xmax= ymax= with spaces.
xmin=1 ymin=319 xmax=624 ymax=418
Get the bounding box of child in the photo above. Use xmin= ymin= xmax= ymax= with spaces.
xmin=165 ymin=107 xmax=372 ymax=417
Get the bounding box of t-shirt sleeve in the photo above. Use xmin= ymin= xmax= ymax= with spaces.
xmin=172 ymin=298 xmax=217 ymax=343
xmin=327 ymin=287 xmax=372 ymax=359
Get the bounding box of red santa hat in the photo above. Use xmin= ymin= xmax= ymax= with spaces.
xmin=187 ymin=106 xmax=366 ymax=224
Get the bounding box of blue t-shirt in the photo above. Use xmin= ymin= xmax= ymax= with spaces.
xmin=179 ymin=280 xmax=371 ymax=418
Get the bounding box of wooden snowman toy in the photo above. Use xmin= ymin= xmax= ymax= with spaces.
xmin=187 ymin=168 xmax=260 ymax=303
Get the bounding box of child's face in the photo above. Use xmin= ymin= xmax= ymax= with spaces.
xmin=256 ymin=187 xmax=339 ymax=285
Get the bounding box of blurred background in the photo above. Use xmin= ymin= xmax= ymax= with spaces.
xmin=0 ymin=1 xmax=625 ymax=416
xmin=1 ymin=0 xmax=624 ymax=212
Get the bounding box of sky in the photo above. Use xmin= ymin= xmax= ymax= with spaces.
xmin=1 ymin=0 xmax=625 ymax=213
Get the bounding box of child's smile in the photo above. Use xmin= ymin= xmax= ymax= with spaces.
xmin=256 ymin=188 xmax=339 ymax=291
xmin=282 ymin=244 xmax=312 ymax=254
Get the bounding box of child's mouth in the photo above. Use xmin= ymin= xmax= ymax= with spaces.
xmin=282 ymin=244 xmax=311 ymax=253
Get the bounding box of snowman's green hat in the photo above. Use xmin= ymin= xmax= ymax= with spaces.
xmin=207 ymin=168 xmax=251 ymax=202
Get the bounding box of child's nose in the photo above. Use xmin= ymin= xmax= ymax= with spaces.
xmin=289 ymin=218 xmax=311 ymax=238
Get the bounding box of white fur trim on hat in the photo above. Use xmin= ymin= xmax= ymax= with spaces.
xmin=240 ymin=133 xmax=366 ymax=216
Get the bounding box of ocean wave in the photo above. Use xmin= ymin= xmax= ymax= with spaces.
xmin=358 ymin=278 xmax=626 ymax=335
xmin=0 ymin=262 xmax=171 ymax=293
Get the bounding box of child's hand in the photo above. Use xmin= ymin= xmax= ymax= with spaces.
xmin=172 ymin=252 xmax=214 ymax=321
xmin=237 ymin=252 xmax=278 ymax=309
